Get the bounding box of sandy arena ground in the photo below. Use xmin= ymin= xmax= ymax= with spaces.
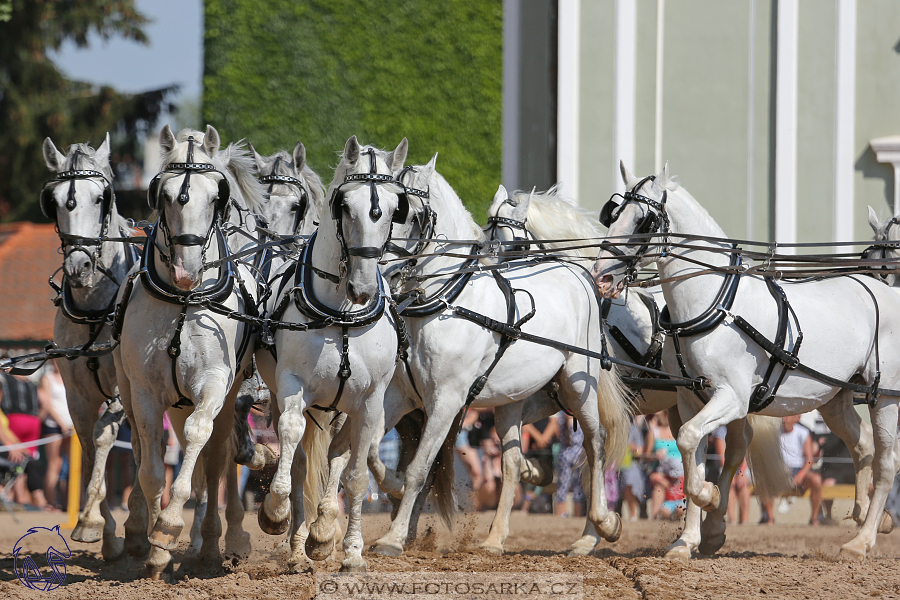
xmin=1 ymin=499 xmax=899 ymax=600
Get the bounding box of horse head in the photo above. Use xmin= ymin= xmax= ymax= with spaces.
xmin=865 ymin=205 xmax=900 ymax=286
xmin=485 ymin=184 xmax=531 ymax=248
xmin=592 ymin=161 xmax=672 ymax=298
xmin=149 ymin=124 xmax=231 ymax=291
xmin=251 ymin=141 xmax=323 ymax=238
xmin=42 ymin=134 xmax=115 ymax=288
xmin=327 ymin=135 xmax=408 ymax=305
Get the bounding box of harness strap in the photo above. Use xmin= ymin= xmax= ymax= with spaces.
xmin=168 ymin=296 xmax=194 ymax=409
xmin=746 ymin=278 xmax=801 ymax=413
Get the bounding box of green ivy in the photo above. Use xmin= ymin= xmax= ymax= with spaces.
xmin=203 ymin=0 xmax=502 ymax=222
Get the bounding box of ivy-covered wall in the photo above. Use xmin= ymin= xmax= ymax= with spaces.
xmin=204 ymin=0 xmax=502 ymax=222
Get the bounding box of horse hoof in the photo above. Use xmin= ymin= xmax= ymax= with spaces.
xmin=145 ymin=559 xmax=174 ymax=582
xmin=339 ymin=561 xmax=367 ymax=573
xmin=702 ymin=485 xmax=721 ymax=512
xmin=521 ymin=456 xmax=555 ymax=487
xmin=225 ymin=530 xmax=252 ymax=558
xmin=148 ymin=523 xmax=182 ymax=551
xmin=259 ymin=443 xmax=279 ymax=467
xmin=71 ymin=522 xmax=103 ymax=544
xmin=288 ymin=558 xmax=314 ymax=574
xmin=257 ymin=507 xmax=290 ymax=535
xmin=478 ymin=543 xmax=504 ymax=556
xmin=697 ymin=534 xmax=726 ymax=556
xmin=600 ymin=513 xmax=622 ymax=543
xmin=878 ymin=510 xmax=895 ymax=535
xmin=663 ymin=542 xmax=693 ymax=561
xmin=125 ymin=534 xmax=151 ymax=560
xmin=839 ymin=542 xmax=867 ymax=562
xmin=372 ymin=540 xmax=404 ymax=557
xmin=305 ymin=536 xmax=336 ymax=562
xmin=101 ymin=536 xmax=126 ymax=562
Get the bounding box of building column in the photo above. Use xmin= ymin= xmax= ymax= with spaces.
xmin=557 ymin=0 xmax=580 ymax=198
xmin=833 ymin=0 xmax=857 ymax=242
xmin=775 ymin=0 xmax=798 ymax=249
xmin=614 ymin=0 xmax=636 ymax=193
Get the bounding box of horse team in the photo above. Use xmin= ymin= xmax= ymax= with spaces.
xmin=38 ymin=126 xmax=899 ymax=580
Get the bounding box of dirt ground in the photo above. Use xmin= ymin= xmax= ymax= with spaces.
xmin=1 ymin=505 xmax=899 ymax=600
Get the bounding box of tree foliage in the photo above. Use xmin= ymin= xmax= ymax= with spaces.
xmin=204 ymin=0 xmax=502 ymax=222
xmin=0 ymin=0 xmax=177 ymax=222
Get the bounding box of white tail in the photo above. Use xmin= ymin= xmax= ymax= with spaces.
xmin=596 ymin=365 xmax=634 ymax=467
xmin=301 ymin=411 xmax=334 ymax=524
xmin=746 ymin=415 xmax=793 ymax=498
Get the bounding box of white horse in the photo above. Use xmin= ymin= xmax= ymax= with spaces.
xmin=484 ymin=185 xmax=790 ymax=559
xmin=366 ymin=155 xmax=631 ymax=558
xmin=865 ymin=206 xmax=900 ymax=288
xmin=254 ymin=136 xmax=408 ymax=573
xmin=592 ymin=162 xmax=900 ymax=560
xmin=40 ymin=134 xmax=133 ymax=561
xmin=113 ymin=125 xmax=270 ymax=578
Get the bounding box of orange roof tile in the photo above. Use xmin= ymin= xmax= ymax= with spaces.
xmin=0 ymin=223 xmax=61 ymax=344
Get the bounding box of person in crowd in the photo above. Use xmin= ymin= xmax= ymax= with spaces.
xmin=708 ymin=425 xmax=751 ymax=524
xmin=0 ymin=371 xmax=48 ymax=508
xmin=763 ymin=414 xmax=823 ymax=525
xmin=107 ymin=418 xmax=134 ymax=510
xmin=618 ymin=414 xmax=648 ymax=521
xmin=645 ymin=411 xmax=683 ymax=520
xmin=520 ymin=414 xmax=558 ymax=513
xmin=38 ymin=361 xmax=71 ymax=510
xmin=455 ymin=407 xmax=486 ymax=510
xmin=466 ymin=409 xmax=504 ymax=511
xmin=0 ymin=407 xmax=26 ymax=462
xmin=554 ymin=411 xmax=585 ymax=518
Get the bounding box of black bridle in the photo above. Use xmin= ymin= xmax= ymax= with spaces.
xmin=598 ymin=175 xmax=670 ymax=282
xmin=484 ymin=196 xmax=547 ymax=250
xmin=328 ymin=148 xmax=410 ymax=278
xmin=862 ymin=217 xmax=900 ymax=283
xmin=259 ymin=155 xmax=311 ymax=236
xmin=146 ymin=136 xmax=231 ymax=270
xmin=40 ymin=155 xmax=119 ymax=283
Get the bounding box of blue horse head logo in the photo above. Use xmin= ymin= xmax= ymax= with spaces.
xmin=13 ymin=525 xmax=71 ymax=591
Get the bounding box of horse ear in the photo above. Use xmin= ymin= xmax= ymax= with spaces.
xmin=95 ymin=132 xmax=111 ymax=167
xmin=203 ymin=125 xmax=221 ymax=157
xmin=493 ymin=184 xmax=508 ymax=206
xmin=619 ymin=160 xmax=637 ymax=188
xmin=293 ymin=142 xmax=307 ymax=171
xmin=388 ymin=137 xmax=409 ymax=173
xmin=344 ymin=135 xmax=360 ymax=164
xmin=160 ymin=124 xmax=177 ymax=153
xmin=418 ymin=152 xmax=438 ymax=182
xmin=248 ymin=143 xmax=266 ymax=171
xmin=657 ymin=161 xmax=670 ymax=188
xmin=43 ymin=138 xmax=65 ymax=172
xmin=868 ymin=205 xmax=881 ymax=233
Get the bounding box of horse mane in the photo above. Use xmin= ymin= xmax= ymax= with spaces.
xmin=652 ymin=175 xmax=728 ymax=239
xmin=162 ymin=128 xmax=267 ymax=215
xmin=511 ymin=186 xmax=602 ymax=259
xmin=424 ymin=170 xmax=486 ymax=242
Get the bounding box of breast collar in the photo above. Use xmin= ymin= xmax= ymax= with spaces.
xmin=291 ymin=230 xmax=387 ymax=327
xmin=659 ymin=249 xmax=742 ymax=337
xmin=139 ymin=220 xmax=236 ymax=306
xmin=396 ymin=247 xmax=481 ymax=318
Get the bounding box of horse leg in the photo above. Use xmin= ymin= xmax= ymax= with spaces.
xmin=287 ymin=441 xmax=314 ymax=573
xmin=338 ymin=398 xmax=383 ymax=573
xmin=149 ymin=382 xmax=229 ymax=551
xmin=131 ymin=395 xmax=171 ymax=579
xmin=373 ymin=399 xmax=460 ymax=556
xmin=188 ymin=485 xmax=207 ymax=556
xmin=698 ymin=417 xmax=749 ymax=555
xmin=306 ymin=417 xmax=351 ymax=561
xmin=70 ymin=395 xmax=122 ymax=560
xmin=840 ymin=399 xmax=900 ymax=560
xmin=479 ymin=402 xmax=525 ymax=555
xmin=677 ymin=388 xmax=747 ymax=513
xmin=819 ymin=390 xmax=876 ymax=527
xmin=663 ymin=398 xmax=700 ymax=560
xmin=198 ymin=437 xmax=227 ymax=562
xmin=260 ymin=372 xmax=306 ymax=535
xmin=224 ymin=454 xmax=252 ymax=559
